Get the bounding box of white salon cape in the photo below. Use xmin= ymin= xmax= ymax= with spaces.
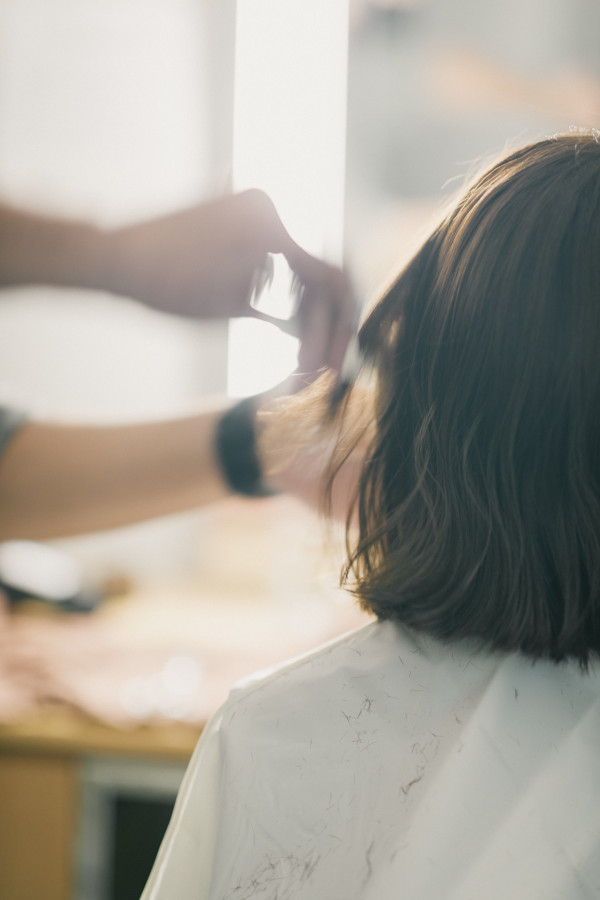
xmin=142 ymin=620 xmax=600 ymax=899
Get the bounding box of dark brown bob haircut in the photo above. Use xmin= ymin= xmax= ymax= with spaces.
xmin=343 ymin=130 xmax=600 ymax=665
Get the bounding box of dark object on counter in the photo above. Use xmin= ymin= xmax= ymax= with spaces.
xmin=0 ymin=540 xmax=101 ymax=613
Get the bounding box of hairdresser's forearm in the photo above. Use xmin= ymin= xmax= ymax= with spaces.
xmin=0 ymin=204 xmax=110 ymax=293
xmin=0 ymin=412 xmax=230 ymax=540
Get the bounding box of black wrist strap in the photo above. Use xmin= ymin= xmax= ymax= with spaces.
xmin=215 ymin=397 xmax=278 ymax=497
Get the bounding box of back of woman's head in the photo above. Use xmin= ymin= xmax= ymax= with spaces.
xmin=348 ymin=130 xmax=600 ymax=665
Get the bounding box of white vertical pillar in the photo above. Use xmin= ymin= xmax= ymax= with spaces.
xmin=228 ymin=0 xmax=349 ymax=396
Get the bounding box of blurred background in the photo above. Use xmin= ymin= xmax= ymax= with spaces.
xmin=0 ymin=0 xmax=598 ymax=584
xmin=0 ymin=1 xmax=598 ymax=897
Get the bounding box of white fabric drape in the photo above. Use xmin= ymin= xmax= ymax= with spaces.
xmin=143 ymin=619 xmax=600 ymax=899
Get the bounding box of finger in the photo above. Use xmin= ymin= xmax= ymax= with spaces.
xmin=311 ymin=269 xmax=358 ymax=374
xmin=296 ymin=287 xmax=333 ymax=378
xmin=295 ymin=266 xmax=359 ymax=376
xmin=283 ymin=242 xmax=335 ymax=289
xmin=235 ymin=189 xmax=300 ymax=258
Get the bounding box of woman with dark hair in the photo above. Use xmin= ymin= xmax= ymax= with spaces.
xmin=346 ymin=129 xmax=600 ymax=665
xmin=143 ymin=131 xmax=600 ymax=899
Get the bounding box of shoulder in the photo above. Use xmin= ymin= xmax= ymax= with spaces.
xmin=225 ymin=620 xmax=397 ymax=703
xmin=213 ymin=619 xmax=482 ymax=748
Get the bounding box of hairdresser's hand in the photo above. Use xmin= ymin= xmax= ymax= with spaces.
xmin=292 ymin=262 xmax=355 ymax=381
xmin=105 ymin=190 xmax=353 ymax=341
xmin=0 ymin=193 xmax=355 ymax=377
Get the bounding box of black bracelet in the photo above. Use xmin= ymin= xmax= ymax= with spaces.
xmin=215 ymin=397 xmax=278 ymax=497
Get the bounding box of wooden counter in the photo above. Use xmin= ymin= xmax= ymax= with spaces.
xmin=0 ymin=569 xmax=370 ymax=899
